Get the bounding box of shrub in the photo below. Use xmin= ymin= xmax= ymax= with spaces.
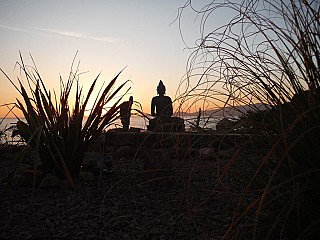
xmin=1 ymin=54 xmax=129 ymax=187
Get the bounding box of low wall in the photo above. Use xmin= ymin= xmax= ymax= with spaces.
xmin=104 ymin=131 xmax=254 ymax=149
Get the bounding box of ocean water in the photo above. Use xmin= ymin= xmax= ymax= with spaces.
xmin=0 ymin=115 xmax=220 ymax=144
xmin=0 ymin=116 xmax=148 ymax=131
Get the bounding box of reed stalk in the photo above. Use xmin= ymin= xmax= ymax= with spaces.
xmin=177 ymin=0 xmax=320 ymax=238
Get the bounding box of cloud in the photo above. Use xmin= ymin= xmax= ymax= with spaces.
xmin=36 ymin=27 xmax=120 ymax=43
xmin=0 ymin=23 xmax=24 ymax=32
xmin=0 ymin=22 xmax=121 ymax=43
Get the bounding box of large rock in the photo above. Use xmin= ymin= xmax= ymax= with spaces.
xmin=216 ymin=118 xmax=238 ymax=131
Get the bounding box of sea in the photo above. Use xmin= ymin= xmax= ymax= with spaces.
xmin=0 ymin=115 xmax=221 ymax=144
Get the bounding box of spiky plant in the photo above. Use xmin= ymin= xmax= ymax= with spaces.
xmin=1 ymin=54 xmax=129 ymax=187
xmin=177 ymin=0 xmax=320 ymax=239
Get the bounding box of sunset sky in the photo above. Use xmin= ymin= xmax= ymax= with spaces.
xmin=0 ymin=0 xmax=217 ymax=118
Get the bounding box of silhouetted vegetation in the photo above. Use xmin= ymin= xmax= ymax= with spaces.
xmin=177 ymin=0 xmax=320 ymax=239
xmin=1 ymin=1 xmax=320 ymax=238
xmin=1 ymin=53 xmax=129 ymax=189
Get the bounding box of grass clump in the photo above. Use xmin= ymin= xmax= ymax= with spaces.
xmin=177 ymin=0 xmax=320 ymax=239
xmin=1 ymin=53 xmax=129 ymax=187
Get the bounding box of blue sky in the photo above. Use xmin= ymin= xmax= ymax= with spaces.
xmin=0 ymin=0 xmax=214 ymax=117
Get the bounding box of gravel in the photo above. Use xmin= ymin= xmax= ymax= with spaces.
xmin=0 ymin=145 xmax=262 ymax=240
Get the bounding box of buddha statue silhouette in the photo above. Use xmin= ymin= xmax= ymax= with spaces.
xmin=148 ymin=80 xmax=184 ymax=132
xmin=151 ymin=80 xmax=173 ymax=119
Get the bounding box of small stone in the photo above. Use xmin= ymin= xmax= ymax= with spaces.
xmin=60 ymin=180 xmax=73 ymax=190
xmin=143 ymin=149 xmax=172 ymax=183
xmin=123 ymin=233 xmax=130 ymax=240
xmin=20 ymin=173 xmax=40 ymax=188
xmin=114 ymin=146 xmax=135 ymax=159
xmin=199 ymin=148 xmax=215 ymax=161
xmin=16 ymin=163 xmax=32 ymax=175
xmin=149 ymin=228 xmax=161 ymax=236
xmin=79 ymin=172 xmax=94 ymax=182
xmin=40 ymin=173 xmax=62 ymax=188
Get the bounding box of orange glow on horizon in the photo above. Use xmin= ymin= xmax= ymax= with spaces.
xmin=0 ymin=99 xmax=154 ymax=119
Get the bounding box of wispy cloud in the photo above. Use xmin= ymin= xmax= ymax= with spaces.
xmin=36 ymin=28 xmax=84 ymax=38
xmin=0 ymin=22 xmax=121 ymax=43
xmin=36 ymin=27 xmax=120 ymax=43
xmin=0 ymin=23 xmax=24 ymax=32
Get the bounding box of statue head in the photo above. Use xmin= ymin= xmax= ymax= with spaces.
xmin=157 ymin=80 xmax=166 ymax=95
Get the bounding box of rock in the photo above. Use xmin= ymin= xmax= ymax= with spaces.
xmin=217 ymin=149 xmax=233 ymax=159
xmin=122 ymin=233 xmax=130 ymax=240
xmin=199 ymin=148 xmax=215 ymax=161
xmin=7 ymin=163 xmax=36 ymax=187
xmin=143 ymin=148 xmax=173 ymax=184
xmin=3 ymin=161 xmax=44 ymax=188
xmin=114 ymin=146 xmax=135 ymax=159
xmin=20 ymin=174 xmax=39 ymax=188
xmin=104 ymin=146 xmax=115 ymax=154
xmin=82 ymin=152 xmax=106 ymax=175
xmin=169 ymin=147 xmax=198 ymax=160
xmin=216 ymin=118 xmax=238 ymax=131
xmin=40 ymin=173 xmax=62 ymax=188
xmin=11 ymin=173 xmax=38 ymax=188
xmin=135 ymin=146 xmax=148 ymax=159
xmin=60 ymin=180 xmax=73 ymax=190
xmin=16 ymin=163 xmax=33 ymax=174
xmin=79 ymin=172 xmax=94 ymax=182
xmin=148 ymin=228 xmax=162 ymax=237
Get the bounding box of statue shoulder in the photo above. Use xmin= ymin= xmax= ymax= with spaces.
xmin=152 ymin=96 xmax=159 ymax=101
xmin=165 ymin=96 xmax=172 ymax=101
